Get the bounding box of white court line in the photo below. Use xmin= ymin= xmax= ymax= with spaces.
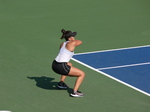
xmin=71 ymin=58 xmax=150 ymax=97
xmin=74 ymin=45 xmax=150 ymax=55
xmin=98 ymin=62 xmax=150 ymax=70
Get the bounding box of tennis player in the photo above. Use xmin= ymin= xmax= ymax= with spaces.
xmin=52 ymin=29 xmax=85 ymax=97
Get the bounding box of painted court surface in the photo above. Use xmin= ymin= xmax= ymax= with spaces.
xmin=72 ymin=45 xmax=150 ymax=96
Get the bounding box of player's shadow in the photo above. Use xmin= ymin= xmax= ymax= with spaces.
xmin=27 ymin=76 xmax=73 ymax=95
xmin=27 ymin=76 xmax=58 ymax=90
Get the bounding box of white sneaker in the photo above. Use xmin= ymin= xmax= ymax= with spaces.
xmin=70 ymin=91 xmax=84 ymax=97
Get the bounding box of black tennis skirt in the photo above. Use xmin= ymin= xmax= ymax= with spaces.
xmin=52 ymin=60 xmax=71 ymax=75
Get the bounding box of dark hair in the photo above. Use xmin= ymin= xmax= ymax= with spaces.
xmin=60 ymin=29 xmax=77 ymax=41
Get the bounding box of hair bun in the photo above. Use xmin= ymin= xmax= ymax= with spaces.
xmin=61 ymin=29 xmax=66 ymax=34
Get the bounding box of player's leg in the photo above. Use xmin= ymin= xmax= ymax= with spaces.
xmin=60 ymin=75 xmax=67 ymax=82
xmin=57 ymin=75 xmax=69 ymax=89
xmin=68 ymin=66 xmax=85 ymax=97
xmin=57 ymin=62 xmax=73 ymax=89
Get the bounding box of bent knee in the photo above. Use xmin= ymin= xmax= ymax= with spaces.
xmin=80 ymin=71 xmax=85 ymax=77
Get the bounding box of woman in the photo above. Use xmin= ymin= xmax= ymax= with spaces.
xmin=52 ymin=29 xmax=85 ymax=97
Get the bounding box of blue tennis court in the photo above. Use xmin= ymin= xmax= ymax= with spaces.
xmin=72 ymin=45 xmax=150 ymax=96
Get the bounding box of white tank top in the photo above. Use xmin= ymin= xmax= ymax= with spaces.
xmin=55 ymin=41 xmax=74 ymax=62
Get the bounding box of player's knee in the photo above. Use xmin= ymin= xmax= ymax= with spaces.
xmin=80 ymin=71 xmax=85 ymax=77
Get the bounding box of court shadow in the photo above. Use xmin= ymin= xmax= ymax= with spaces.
xmin=27 ymin=76 xmax=58 ymax=90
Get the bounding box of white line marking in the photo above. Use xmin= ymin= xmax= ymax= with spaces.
xmin=98 ymin=62 xmax=150 ymax=70
xmin=74 ymin=45 xmax=150 ymax=55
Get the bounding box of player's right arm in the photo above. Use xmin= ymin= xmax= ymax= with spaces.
xmin=73 ymin=40 xmax=82 ymax=46
xmin=66 ymin=40 xmax=82 ymax=52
